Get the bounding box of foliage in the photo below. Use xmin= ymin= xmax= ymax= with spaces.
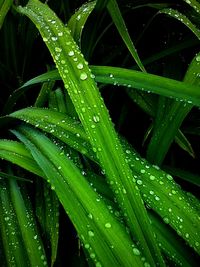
xmin=0 ymin=0 xmax=200 ymax=266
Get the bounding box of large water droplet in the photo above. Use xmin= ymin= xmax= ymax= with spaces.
xmin=68 ymin=51 xmax=74 ymax=56
xmin=80 ymin=72 xmax=88 ymax=80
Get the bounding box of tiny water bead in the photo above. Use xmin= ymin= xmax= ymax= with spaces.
xmin=96 ymin=262 xmax=102 ymax=267
xmin=88 ymin=230 xmax=94 ymax=237
xmin=93 ymin=115 xmax=100 ymax=123
xmin=105 ymin=222 xmax=112 ymax=228
xmin=80 ymin=72 xmax=88 ymax=80
xmin=132 ymin=248 xmax=141 ymax=256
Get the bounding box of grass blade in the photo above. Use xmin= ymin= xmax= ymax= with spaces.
xmin=159 ymin=8 xmax=200 ymax=40
xmin=17 ymin=1 xmax=164 ymax=265
xmin=68 ymin=1 xmax=96 ymax=46
xmin=12 ymin=125 xmax=145 ymax=267
xmin=106 ymin=0 xmax=145 ymax=72
xmin=0 ymin=181 xmax=29 ymax=267
xmin=8 ymin=177 xmax=48 ymax=266
xmin=0 ymin=0 xmax=12 ymax=29
xmin=7 ymin=108 xmax=200 ymax=254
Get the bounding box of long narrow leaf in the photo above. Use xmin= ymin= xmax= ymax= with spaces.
xmin=17 ymin=1 xmax=164 ymax=265
xmin=12 ymin=125 xmax=145 ymax=267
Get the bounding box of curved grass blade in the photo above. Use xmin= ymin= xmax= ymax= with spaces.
xmin=182 ymin=0 xmax=200 ymax=14
xmin=12 ymin=125 xmax=145 ymax=267
xmin=106 ymin=0 xmax=145 ymax=72
xmin=7 ymin=108 xmax=200 ymax=254
xmin=92 ymin=65 xmax=200 ymax=107
xmin=146 ymin=52 xmax=200 ymax=165
xmin=0 ymin=181 xmax=29 ymax=267
xmin=8 ymin=60 xmax=200 ymax=112
xmin=0 ymin=170 xmax=32 ymax=183
xmin=68 ymin=1 xmax=96 ymax=46
xmin=17 ymin=1 xmax=164 ymax=265
xmin=35 ymin=181 xmax=59 ymax=267
xmin=174 ymin=129 xmax=195 ymax=158
xmin=159 ymin=8 xmax=200 ymax=40
xmin=163 ymin=165 xmax=200 ymax=187
xmin=0 ymin=140 xmax=44 ymax=177
xmin=0 ymin=0 xmax=12 ymax=29
xmin=8 ymin=177 xmax=48 ymax=267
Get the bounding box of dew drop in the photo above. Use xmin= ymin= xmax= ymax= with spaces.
xmin=137 ymin=180 xmax=143 ymax=185
xmin=93 ymin=115 xmax=100 ymax=122
xmin=51 ymin=37 xmax=57 ymax=41
xmin=105 ymin=222 xmax=112 ymax=228
xmin=163 ymin=217 xmax=169 ymax=224
xmin=96 ymin=262 xmax=102 ymax=267
xmin=149 ymin=175 xmax=155 ymax=180
xmin=196 ymin=55 xmax=200 ymax=62
xmin=58 ymin=32 xmax=63 ymax=36
xmin=133 ymin=248 xmax=141 ymax=256
xmin=88 ymin=230 xmax=94 ymax=237
xmin=85 ymin=243 xmax=90 ymax=249
xmin=77 ymin=63 xmax=84 ymax=69
xmin=55 ymin=47 xmax=62 ymax=52
xmin=68 ymin=51 xmax=74 ymax=56
xmin=80 ymin=72 xmax=88 ymax=80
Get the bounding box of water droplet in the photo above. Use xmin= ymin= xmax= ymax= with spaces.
xmin=51 ymin=37 xmax=57 ymax=41
xmin=68 ymin=51 xmax=74 ymax=56
xmin=140 ymin=169 xmax=146 ymax=173
xmin=105 ymin=223 xmax=112 ymax=228
xmin=77 ymin=63 xmax=84 ymax=69
xmin=88 ymin=230 xmax=94 ymax=237
xmin=43 ymin=37 xmax=48 ymax=42
xmin=150 ymin=175 xmax=155 ymax=180
xmin=90 ymin=253 xmax=96 ymax=259
xmin=58 ymin=32 xmax=63 ymax=36
xmin=91 ymin=124 xmax=95 ymax=129
xmin=61 ymin=60 xmax=66 ymax=64
xmin=85 ymin=243 xmax=90 ymax=249
xmin=77 ymin=15 xmax=81 ymax=21
xmin=93 ymin=115 xmax=100 ymax=122
xmin=196 ymin=55 xmax=200 ymax=62
xmin=133 ymin=248 xmax=141 ymax=256
xmin=137 ymin=180 xmax=143 ymax=185
xmin=96 ymin=262 xmax=102 ymax=267
xmin=55 ymin=47 xmax=62 ymax=52
xmin=80 ymin=72 xmax=88 ymax=80
xmin=34 ymin=235 xmax=37 ymax=239
xmin=163 ymin=217 xmax=169 ymax=224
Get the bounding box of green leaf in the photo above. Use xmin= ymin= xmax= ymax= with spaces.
xmin=106 ymin=0 xmax=145 ymax=72
xmin=68 ymin=1 xmax=96 ymax=46
xmin=8 ymin=177 xmax=47 ymax=266
xmin=0 ymin=181 xmax=29 ymax=267
xmin=146 ymin=52 xmax=200 ymax=165
xmin=8 ymin=108 xmax=200 ymax=255
xmin=12 ymin=125 xmax=145 ymax=267
xmin=17 ymin=1 xmax=164 ymax=265
xmin=159 ymin=8 xmax=200 ymax=40
xmin=0 ymin=0 xmax=12 ymax=29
